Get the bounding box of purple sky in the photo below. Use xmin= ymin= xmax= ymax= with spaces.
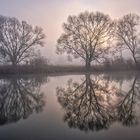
xmin=0 ymin=0 xmax=140 ymax=64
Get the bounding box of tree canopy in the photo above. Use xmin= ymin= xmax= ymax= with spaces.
xmin=116 ymin=13 xmax=140 ymax=66
xmin=57 ymin=11 xmax=114 ymax=68
xmin=0 ymin=15 xmax=45 ymax=65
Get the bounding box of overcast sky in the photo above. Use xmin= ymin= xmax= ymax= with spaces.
xmin=0 ymin=0 xmax=140 ymax=64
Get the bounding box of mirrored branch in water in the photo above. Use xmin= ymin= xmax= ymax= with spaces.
xmin=116 ymin=77 xmax=140 ymax=127
xmin=56 ymin=74 xmax=118 ymax=132
xmin=57 ymin=74 xmax=140 ymax=132
xmin=0 ymin=76 xmax=46 ymax=125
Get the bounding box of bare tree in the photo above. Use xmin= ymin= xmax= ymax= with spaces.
xmin=116 ymin=14 xmax=140 ymax=66
xmin=0 ymin=16 xmax=45 ymax=66
xmin=56 ymin=11 xmax=114 ymax=69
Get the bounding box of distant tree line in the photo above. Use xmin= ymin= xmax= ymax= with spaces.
xmin=0 ymin=12 xmax=140 ymax=70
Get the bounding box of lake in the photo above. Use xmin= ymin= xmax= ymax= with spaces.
xmin=0 ymin=72 xmax=140 ymax=140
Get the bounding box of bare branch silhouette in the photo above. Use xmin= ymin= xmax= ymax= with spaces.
xmin=56 ymin=74 xmax=117 ymax=132
xmin=0 ymin=76 xmax=46 ymax=125
xmin=116 ymin=14 xmax=140 ymax=66
xmin=0 ymin=16 xmax=45 ymax=65
xmin=57 ymin=11 xmax=114 ymax=69
xmin=116 ymin=76 xmax=140 ymax=126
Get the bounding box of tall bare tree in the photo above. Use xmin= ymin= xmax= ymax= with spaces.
xmin=116 ymin=14 xmax=140 ymax=66
xmin=0 ymin=16 xmax=45 ymax=65
xmin=56 ymin=11 xmax=114 ymax=68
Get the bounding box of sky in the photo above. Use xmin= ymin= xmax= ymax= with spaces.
xmin=0 ymin=0 xmax=140 ymax=65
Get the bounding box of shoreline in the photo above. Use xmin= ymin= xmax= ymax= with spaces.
xmin=0 ymin=65 xmax=139 ymax=76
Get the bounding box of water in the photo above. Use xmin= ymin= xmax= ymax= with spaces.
xmin=0 ymin=72 xmax=140 ymax=140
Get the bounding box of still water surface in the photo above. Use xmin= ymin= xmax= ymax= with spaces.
xmin=0 ymin=72 xmax=140 ymax=140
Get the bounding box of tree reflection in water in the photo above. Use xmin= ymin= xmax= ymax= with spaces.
xmin=117 ymin=76 xmax=140 ymax=126
xmin=0 ymin=76 xmax=47 ymax=125
xmin=57 ymin=74 xmax=140 ymax=132
xmin=56 ymin=74 xmax=118 ymax=132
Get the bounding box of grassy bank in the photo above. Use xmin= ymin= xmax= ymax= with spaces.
xmin=0 ymin=64 xmax=139 ymax=75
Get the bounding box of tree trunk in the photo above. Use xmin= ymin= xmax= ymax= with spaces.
xmin=85 ymin=59 xmax=91 ymax=70
xmin=85 ymin=74 xmax=90 ymax=83
xmin=12 ymin=61 xmax=17 ymax=67
xmin=133 ymin=54 xmax=138 ymax=67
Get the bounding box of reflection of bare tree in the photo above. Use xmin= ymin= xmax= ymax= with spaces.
xmin=117 ymin=77 xmax=140 ymax=126
xmin=0 ymin=76 xmax=46 ymax=125
xmin=56 ymin=74 xmax=117 ymax=132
